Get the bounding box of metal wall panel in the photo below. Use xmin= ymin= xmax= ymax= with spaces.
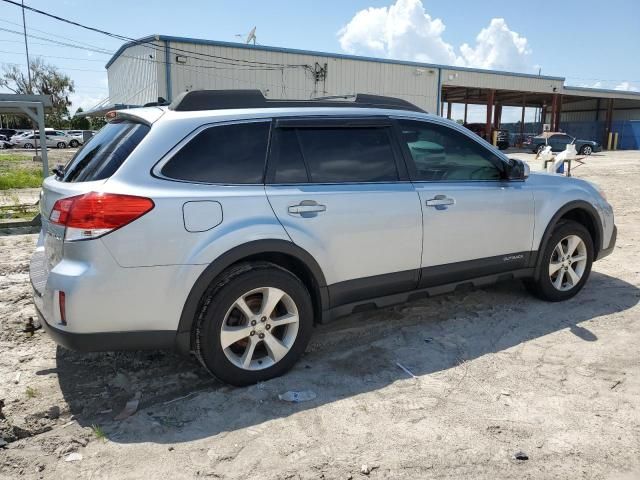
xmin=441 ymin=68 xmax=563 ymax=94
xmin=166 ymin=41 xmax=440 ymax=112
xmin=107 ymin=42 xmax=161 ymax=105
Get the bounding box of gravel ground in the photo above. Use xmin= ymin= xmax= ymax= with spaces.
xmin=0 ymin=150 xmax=638 ymax=479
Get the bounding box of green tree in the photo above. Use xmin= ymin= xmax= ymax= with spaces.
xmin=90 ymin=116 xmax=106 ymax=130
xmin=71 ymin=107 xmax=91 ymax=130
xmin=0 ymin=57 xmax=75 ymax=126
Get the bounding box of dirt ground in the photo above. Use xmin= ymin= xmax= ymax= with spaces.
xmin=0 ymin=150 xmax=638 ymax=479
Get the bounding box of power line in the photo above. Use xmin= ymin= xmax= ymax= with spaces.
xmin=1 ymin=0 xmax=310 ymax=69
xmin=1 ymin=60 xmax=106 ymax=73
xmin=0 ymin=49 xmax=109 ymax=62
xmin=0 ymin=17 xmax=118 ymax=52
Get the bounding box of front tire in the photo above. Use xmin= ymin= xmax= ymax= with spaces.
xmin=195 ymin=262 xmax=314 ymax=386
xmin=526 ymin=220 xmax=594 ymax=301
xmin=69 ymin=140 xmax=79 ymax=148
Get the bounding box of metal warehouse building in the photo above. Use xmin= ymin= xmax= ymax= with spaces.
xmin=105 ymin=35 xmax=640 ymax=149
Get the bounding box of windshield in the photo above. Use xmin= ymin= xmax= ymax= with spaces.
xmin=61 ymin=120 xmax=150 ymax=183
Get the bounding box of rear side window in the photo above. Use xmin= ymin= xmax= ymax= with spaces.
xmin=62 ymin=120 xmax=150 ymax=182
xmin=270 ymin=128 xmax=309 ymax=183
xmin=161 ymin=122 xmax=270 ymax=184
xmin=272 ymin=127 xmax=398 ymax=183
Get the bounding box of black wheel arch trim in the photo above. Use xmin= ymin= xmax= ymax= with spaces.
xmin=533 ymin=200 xmax=602 ymax=278
xmin=175 ymin=239 xmax=328 ymax=353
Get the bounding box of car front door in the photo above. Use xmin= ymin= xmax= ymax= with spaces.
xmin=549 ymin=134 xmax=571 ymax=152
xmin=265 ymin=118 xmax=423 ymax=307
xmin=394 ymin=118 xmax=535 ymax=288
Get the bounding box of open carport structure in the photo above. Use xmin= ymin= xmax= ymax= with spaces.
xmin=441 ymin=73 xmax=640 ymax=148
xmin=0 ymin=93 xmax=53 ymax=175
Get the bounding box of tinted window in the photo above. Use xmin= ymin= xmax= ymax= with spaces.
xmin=294 ymin=127 xmax=398 ymax=183
xmin=270 ymin=128 xmax=308 ymax=183
xmin=161 ymin=122 xmax=270 ymax=184
xmin=397 ymin=120 xmax=502 ymax=181
xmin=62 ymin=120 xmax=150 ymax=183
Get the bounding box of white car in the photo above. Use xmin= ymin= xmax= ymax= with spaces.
xmin=66 ymin=130 xmax=93 ymax=147
xmin=11 ymin=130 xmax=73 ymax=149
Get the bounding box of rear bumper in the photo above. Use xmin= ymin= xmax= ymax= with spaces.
xmin=596 ymin=225 xmax=617 ymax=260
xmin=35 ymin=303 xmax=176 ymax=352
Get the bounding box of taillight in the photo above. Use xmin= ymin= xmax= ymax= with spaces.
xmin=49 ymin=192 xmax=154 ymax=241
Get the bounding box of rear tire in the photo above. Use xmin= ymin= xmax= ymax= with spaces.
xmin=580 ymin=145 xmax=593 ymax=155
xmin=24 ymin=142 xmax=33 ymax=149
xmin=57 ymin=142 xmax=66 ymax=149
xmin=69 ymin=140 xmax=79 ymax=148
xmin=526 ymin=220 xmax=594 ymax=301
xmin=194 ymin=262 xmax=314 ymax=386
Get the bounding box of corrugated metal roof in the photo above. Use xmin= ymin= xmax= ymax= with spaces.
xmin=105 ymin=34 xmax=565 ymax=82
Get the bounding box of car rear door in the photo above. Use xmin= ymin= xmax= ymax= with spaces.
xmin=265 ymin=117 xmax=423 ymax=307
xmin=394 ymin=117 xmax=534 ymax=288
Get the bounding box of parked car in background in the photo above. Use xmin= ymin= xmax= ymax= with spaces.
xmin=11 ymin=130 xmax=73 ymax=149
xmin=30 ymin=90 xmax=615 ymax=386
xmin=0 ymin=135 xmax=12 ymax=149
xmin=526 ymin=132 xmax=601 ymax=155
xmin=66 ymin=130 xmax=95 ymax=147
xmin=0 ymin=128 xmax=18 ymax=139
xmin=464 ymin=123 xmax=509 ymax=150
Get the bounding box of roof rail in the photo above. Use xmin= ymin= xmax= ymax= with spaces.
xmin=168 ymin=89 xmax=425 ymax=113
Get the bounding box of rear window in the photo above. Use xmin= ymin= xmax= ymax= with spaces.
xmin=61 ymin=120 xmax=150 ymax=183
xmin=160 ymin=122 xmax=270 ymax=184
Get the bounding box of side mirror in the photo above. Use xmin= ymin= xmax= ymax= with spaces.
xmin=506 ymin=158 xmax=529 ymax=180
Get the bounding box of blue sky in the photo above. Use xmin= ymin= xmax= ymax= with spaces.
xmin=1 ymin=0 xmax=639 ymax=115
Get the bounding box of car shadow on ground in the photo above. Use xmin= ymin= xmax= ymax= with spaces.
xmin=53 ymin=271 xmax=638 ymax=444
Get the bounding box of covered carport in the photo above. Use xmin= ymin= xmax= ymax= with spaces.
xmin=441 ymin=86 xmax=559 ymax=146
xmin=439 ymin=69 xmax=640 ymax=149
xmin=0 ymin=93 xmax=53 ymax=176
xmin=559 ymin=87 xmax=640 ymax=149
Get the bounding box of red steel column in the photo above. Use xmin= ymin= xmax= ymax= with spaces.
xmin=550 ymin=94 xmax=558 ymax=131
xmin=555 ymin=94 xmax=563 ymax=131
xmin=494 ymin=104 xmax=502 ymax=129
xmin=603 ymin=98 xmax=614 ymax=147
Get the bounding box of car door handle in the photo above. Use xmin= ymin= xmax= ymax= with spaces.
xmin=288 ymin=201 xmax=326 ymax=215
xmin=425 ymin=195 xmax=455 ymax=207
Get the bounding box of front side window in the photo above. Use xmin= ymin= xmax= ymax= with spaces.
xmin=161 ymin=122 xmax=270 ymax=184
xmin=277 ymin=127 xmax=398 ymax=183
xmin=397 ymin=119 xmax=503 ymax=181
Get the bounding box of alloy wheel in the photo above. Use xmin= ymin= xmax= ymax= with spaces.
xmin=220 ymin=287 xmax=299 ymax=371
xmin=548 ymin=235 xmax=588 ymax=291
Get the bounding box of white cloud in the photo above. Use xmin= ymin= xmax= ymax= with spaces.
xmin=459 ymin=18 xmax=531 ymax=72
xmin=338 ymin=0 xmax=458 ymax=64
xmin=338 ymin=0 xmax=533 ymax=72
xmin=614 ymin=81 xmax=639 ymax=92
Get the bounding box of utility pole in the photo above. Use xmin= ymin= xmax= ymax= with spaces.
xmin=21 ymin=0 xmax=40 ymax=157
xmin=21 ymin=0 xmax=32 ymax=91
